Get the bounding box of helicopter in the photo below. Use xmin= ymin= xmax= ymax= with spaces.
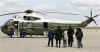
xmin=9 ymin=9 xmax=99 ymax=29
xmin=0 ymin=9 xmax=100 ymax=37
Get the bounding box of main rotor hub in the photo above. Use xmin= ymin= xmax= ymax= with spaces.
xmin=24 ymin=9 xmax=33 ymax=14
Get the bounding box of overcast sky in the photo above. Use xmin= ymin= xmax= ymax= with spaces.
xmin=0 ymin=0 xmax=100 ymax=27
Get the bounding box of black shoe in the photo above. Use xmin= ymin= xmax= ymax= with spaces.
xmin=48 ymin=45 xmax=50 ymax=47
xmin=59 ymin=46 xmax=61 ymax=48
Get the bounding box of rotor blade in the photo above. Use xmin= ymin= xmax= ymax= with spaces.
xmin=93 ymin=13 xmax=100 ymax=18
xmin=0 ymin=9 xmax=34 ymax=16
xmin=36 ymin=9 xmax=80 ymax=15
xmin=84 ymin=16 xmax=90 ymax=18
xmin=93 ymin=19 xmax=97 ymax=25
xmin=34 ymin=11 xmax=46 ymax=15
xmin=45 ymin=11 xmax=80 ymax=15
xmin=0 ymin=12 xmax=24 ymax=16
xmin=93 ymin=15 xmax=99 ymax=18
xmin=90 ymin=10 xmax=93 ymax=17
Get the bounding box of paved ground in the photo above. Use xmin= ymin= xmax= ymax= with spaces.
xmin=0 ymin=29 xmax=100 ymax=52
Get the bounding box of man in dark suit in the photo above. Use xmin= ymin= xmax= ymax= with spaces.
xmin=54 ymin=26 xmax=63 ymax=48
xmin=48 ymin=29 xmax=54 ymax=47
xmin=67 ymin=26 xmax=74 ymax=47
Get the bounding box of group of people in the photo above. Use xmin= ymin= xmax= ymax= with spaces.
xmin=48 ymin=26 xmax=83 ymax=48
xmin=8 ymin=30 xmax=26 ymax=38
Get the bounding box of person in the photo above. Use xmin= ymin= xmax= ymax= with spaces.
xmin=63 ymin=30 xmax=68 ymax=47
xmin=20 ymin=31 xmax=26 ymax=38
xmin=9 ymin=28 xmax=14 ymax=38
xmin=75 ymin=28 xmax=83 ymax=48
xmin=9 ymin=30 xmax=14 ymax=38
xmin=54 ymin=26 xmax=63 ymax=48
xmin=48 ymin=29 xmax=54 ymax=47
xmin=20 ymin=31 xmax=23 ymax=38
xmin=67 ymin=26 xmax=74 ymax=47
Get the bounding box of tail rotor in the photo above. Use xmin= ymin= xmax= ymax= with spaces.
xmin=84 ymin=10 xmax=99 ymax=25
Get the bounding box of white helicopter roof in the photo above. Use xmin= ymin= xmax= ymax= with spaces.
xmin=11 ymin=13 xmax=82 ymax=24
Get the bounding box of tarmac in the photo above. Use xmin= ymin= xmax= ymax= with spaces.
xmin=0 ymin=29 xmax=100 ymax=52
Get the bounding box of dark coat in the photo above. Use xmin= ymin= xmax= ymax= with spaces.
xmin=67 ymin=28 xmax=74 ymax=42
xmin=54 ymin=29 xmax=63 ymax=40
xmin=48 ymin=30 xmax=54 ymax=40
xmin=67 ymin=28 xmax=74 ymax=36
xmin=75 ymin=28 xmax=83 ymax=41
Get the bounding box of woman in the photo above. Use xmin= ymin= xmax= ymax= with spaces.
xmin=63 ymin=30 xmax=68 ymax=47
